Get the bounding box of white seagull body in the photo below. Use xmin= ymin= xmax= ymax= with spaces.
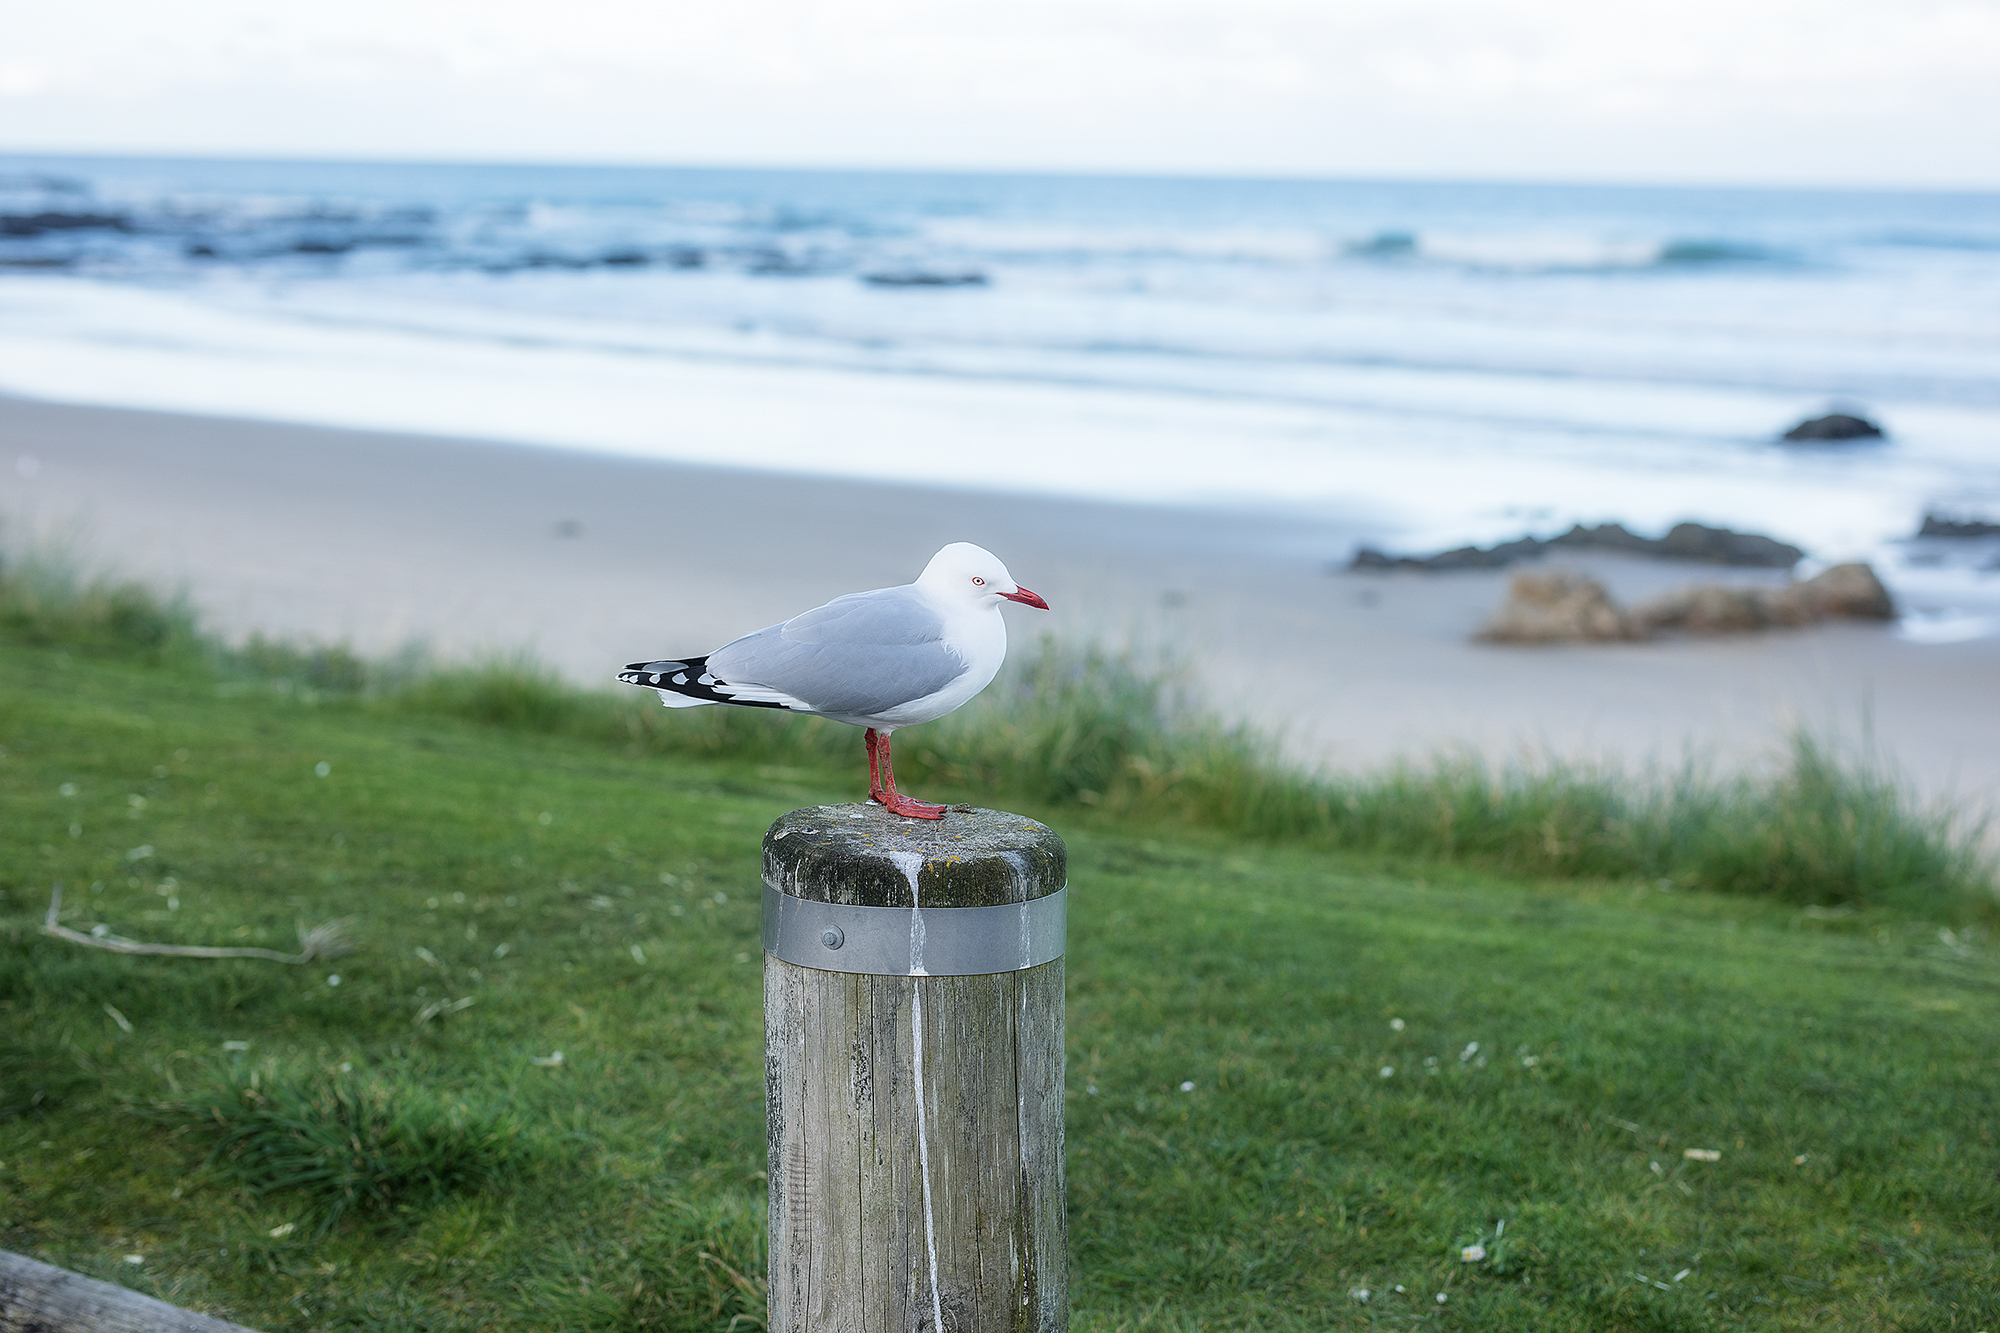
xmin=618 ymin=543 xmax=1048 ymax=817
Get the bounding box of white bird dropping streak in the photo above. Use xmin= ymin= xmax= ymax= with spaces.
xmin=1005 ymin=850 xmax=1034 ymax=968
xmin=911 ymin=982 xmax=946 ymax=1333
xmin=891 ymin=846 xmax=945 ymax=1327
xmin=886 ymin=849 xmax=929 ymax=976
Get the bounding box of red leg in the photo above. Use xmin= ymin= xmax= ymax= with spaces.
xmin=874 ymin=731 xmax=945 ymax=820
xmin=864 ymin=728 xmax=884 ymax=803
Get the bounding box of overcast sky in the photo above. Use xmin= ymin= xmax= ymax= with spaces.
xmin=3 ymin=0 xmax=1997 ymax=188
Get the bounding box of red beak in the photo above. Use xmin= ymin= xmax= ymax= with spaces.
xmin=1000 ymin=585 xmax=1050 ymax=610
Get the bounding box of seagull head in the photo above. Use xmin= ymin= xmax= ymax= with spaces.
xmin=919 ymin=542 xmax=1050 ymax=610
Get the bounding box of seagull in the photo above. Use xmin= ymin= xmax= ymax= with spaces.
xmin=618 ymin=543 xmax=1049 ymax=819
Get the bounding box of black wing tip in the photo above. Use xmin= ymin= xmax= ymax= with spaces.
xmin=618 ymin=668 xmax=683 ymax=688
xmin=618 ymin=655 xmax=704 ymax=685
xmin=615 ymin=656 xmax=790 ymax=711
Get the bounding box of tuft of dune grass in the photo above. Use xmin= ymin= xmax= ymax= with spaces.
xmin=0 ymin=528 xmax=199 ymax=659
xmin=232 ymin=639 xmax=2000 ymax=920
xmin=3 ymin=527 xmax=1991 ymax=917
xmin=169 ymin=1064 xmax=528 ymax=1232
xmin=396 ymin=654 xmax=589 ymax=733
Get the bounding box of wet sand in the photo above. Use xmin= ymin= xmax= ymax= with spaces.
xmin=4 ymin=393 xmax=1997 ymax=804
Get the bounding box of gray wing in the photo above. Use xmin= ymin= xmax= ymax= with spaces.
xmin=708 ymin=587 xmax=966 ymax=716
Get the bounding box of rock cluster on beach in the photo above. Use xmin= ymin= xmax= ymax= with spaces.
xmin=1351 ymin=521 xmax=1804 ymax=572
xmin=1477 ymin=563 xmax=1895 ymax=644
xmin=1474 ymin=570 xmax=1648 ymax=643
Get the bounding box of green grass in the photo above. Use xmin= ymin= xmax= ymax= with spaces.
xmin=3 ymin=633 xmax=2000 ymax=1329
xmin=13 ymin=530 xmax=1986 ymax=917
xmin=4 ymin=534 xmax=1999 ymax=1328
xmin=173 ymin=1064 xmax=529 ymax=1234
xmin=304 ymin=646 xmax=2000 ymax=921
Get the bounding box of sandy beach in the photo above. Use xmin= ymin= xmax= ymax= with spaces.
xmin=4 ymin=392 xmax=1998 ymax=805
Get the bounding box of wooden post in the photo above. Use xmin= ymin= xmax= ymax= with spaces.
xmin=0 ymin=1249 xmax=263 ymax=1332
xmin=763 ymin=803 xmax=1067 ymax=1333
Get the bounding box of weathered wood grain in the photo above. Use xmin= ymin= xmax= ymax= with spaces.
xmin=765 ymin=804 xmax=1067 ymax=1333
xmin=0 ymin=1249 xmax=262 ymax=1332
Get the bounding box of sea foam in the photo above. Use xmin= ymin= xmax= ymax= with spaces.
xmin=3 ymin=156 xmax=1999 ymax=632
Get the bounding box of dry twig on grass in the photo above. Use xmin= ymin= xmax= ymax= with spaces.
xmin=41 ymin=883 xmax=354 ymax=964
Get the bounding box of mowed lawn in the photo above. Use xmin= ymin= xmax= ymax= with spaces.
xmin=2 ymin=641 xmax=1997 ymax=1331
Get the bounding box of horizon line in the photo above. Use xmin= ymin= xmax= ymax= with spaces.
xmin=3 ymin=145 xmax=1998 ymax=199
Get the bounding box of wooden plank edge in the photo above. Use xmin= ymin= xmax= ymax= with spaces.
xmin=0 ymin=1249 xmax=263 ymax=1333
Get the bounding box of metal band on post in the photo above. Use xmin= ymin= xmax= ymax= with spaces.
xmin=762 ymin=882 xmax=1066 ymax=976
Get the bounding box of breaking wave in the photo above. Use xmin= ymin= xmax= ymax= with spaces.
xmin=1344 ymin=228 xmax=1781 ymax=272
xmin=4 ymin=164 xmax=1800 ymax=284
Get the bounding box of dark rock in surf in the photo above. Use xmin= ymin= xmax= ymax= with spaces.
xmin=1351 ymin=521 xmax=1804 ymax=573
xmin=862 ymin=271 xmax=989 ymax=288
xmin=1352 ymin=536 xmax=1542 ymax=571
xmin=1782 ymin=412 xmax=1884 ymax=442
xmin=0 ymin=210 xmax=130 ymax=236
xmin=1918 ymin=514 xmax=2000 ymax=538
xmin=1650 ymin=522 xmax=1804 ymax=567
xmin=1550 ymin=522 xmax=1656 ymax=556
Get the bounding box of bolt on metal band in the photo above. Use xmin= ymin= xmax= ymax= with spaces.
xmin=762 ymin=883 xmax=1067 ymax=977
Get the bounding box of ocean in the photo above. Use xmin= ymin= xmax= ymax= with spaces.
xmin=3 ymin=154 xmax=1998 ymax=639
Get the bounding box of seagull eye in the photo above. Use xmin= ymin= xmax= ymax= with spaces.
xmin=972 ymin=576 xmax=985 ymax=586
